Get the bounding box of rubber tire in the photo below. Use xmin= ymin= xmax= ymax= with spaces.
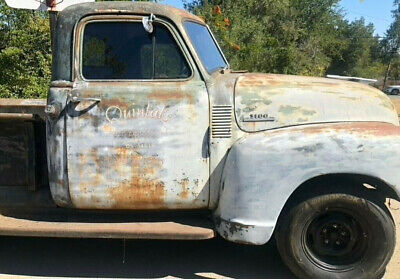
xmin=275 ymin=194 xmax=395 ymax=279
xmin=392 ymin=89 xmax=399 ymax=95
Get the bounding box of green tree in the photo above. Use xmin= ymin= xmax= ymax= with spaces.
xmin=186 ymin=0 xmax=384 ymax=79
xmin=185 ymin=0 xmax=345 ymax=76
xmin=327 ymin=18 xmax=385 ymax=79
xmin=0 ymin=0 xmax=51 ymax=98
xmin=381 ymin=0 xmax=400 ymax=87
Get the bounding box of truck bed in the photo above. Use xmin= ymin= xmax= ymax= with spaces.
xmin=0 ymin=98 xmax=47 ymax=120
xmin=0 ymin=99 xmax=47 ymax=193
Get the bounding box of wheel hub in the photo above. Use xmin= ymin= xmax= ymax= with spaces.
xmin=321 ymin=222 xmax=355 ymax=255
xmin=303 ymin=210 xmax=368 ymax=270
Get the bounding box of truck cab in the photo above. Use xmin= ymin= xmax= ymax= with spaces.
xmin=2 ymin=2 xmax=400 ymax=279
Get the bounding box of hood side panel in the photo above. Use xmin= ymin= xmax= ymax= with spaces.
xmin=235 ymin=74 xmax=399 ymax=132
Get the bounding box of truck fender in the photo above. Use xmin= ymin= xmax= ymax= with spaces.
xmin=46 ymin=82 xmax=73 ymax=207
xmin=214 ymin=122 xmax=400 ymax=245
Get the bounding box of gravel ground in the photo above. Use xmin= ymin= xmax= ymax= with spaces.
xmin=0 ymin=201 xmax=399 ymax=279
xmin=385 ymin=199 xmax=400 ymax=279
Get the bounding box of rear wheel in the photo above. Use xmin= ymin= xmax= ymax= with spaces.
xmin=392 ymin=89 xmax=399 ymax=95
xmin=275 ymin=193 xmax=395 ymax=279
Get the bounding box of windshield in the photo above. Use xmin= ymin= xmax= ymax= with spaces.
xmin=184 ymin=21 xmax=228 ymax=74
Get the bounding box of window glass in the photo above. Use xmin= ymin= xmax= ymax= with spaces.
xmin=184 ymin=21 xmax=227 ymax=74
xmin=82 ymin=21 xmax=191 ymax=80
xmin=154 ymin=25 xmax=191 ymax=79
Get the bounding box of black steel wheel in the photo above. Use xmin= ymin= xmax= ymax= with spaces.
xmin=275 ymin=193 xmax=395 ymax=279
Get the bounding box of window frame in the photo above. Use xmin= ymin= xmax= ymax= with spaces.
xmin=74 ymin=15 xmax=195 ymax=82
xmin=183 ymin=19 xmax=230 ymax=75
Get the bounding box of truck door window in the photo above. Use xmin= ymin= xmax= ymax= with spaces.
xmin=82 ymin=21 xmax=191 ymax=80
xmin=184 ymin=21 xmax=228 ymax=74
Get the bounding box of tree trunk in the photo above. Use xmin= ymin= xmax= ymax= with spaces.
xmin=383 ymin=59 xmax=392 ymax=90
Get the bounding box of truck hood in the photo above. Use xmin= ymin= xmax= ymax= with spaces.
xmin=234 ymin=73 xmax=399 ymax=132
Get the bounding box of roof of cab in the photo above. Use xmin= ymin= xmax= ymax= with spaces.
xmin=60 ymin=1 xmax=204 ymax=24
xmin=53 ymin=1 xmax=204 ymax=82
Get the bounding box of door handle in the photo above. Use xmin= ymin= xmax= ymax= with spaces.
xmin=69 ymin=92 xmax=101 ymax=103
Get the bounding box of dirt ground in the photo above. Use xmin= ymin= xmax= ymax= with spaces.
xmin=0 ymin=201 xmax=399 ymax=279
xmin=385 ymin=199 xmax=400 ymax=279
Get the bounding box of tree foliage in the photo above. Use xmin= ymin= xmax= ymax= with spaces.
xmin=0 ymin=0 xmax=399 ymax=99
xmin=0 ymin=0 xmax=51 ymax=98
xmin=380 ymin=1 xmax=400 ymax=87
xmin=185 ymin=0 xmax=388 ymax=79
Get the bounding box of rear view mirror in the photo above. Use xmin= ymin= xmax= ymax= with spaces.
xmin=142 ymin=14 xmax=156 ymax=33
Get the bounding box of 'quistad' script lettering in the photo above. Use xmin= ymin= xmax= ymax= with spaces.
xmin=106 ymin=103 xmax=171 ymax=123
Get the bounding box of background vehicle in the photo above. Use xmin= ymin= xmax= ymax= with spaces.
xmin=1 ymin=1 xmax=400 ymax=279
xmin=326 ymin=74 xmax=377 ymax=85
xmin=385 ymin=85 xmax=400 ymax=95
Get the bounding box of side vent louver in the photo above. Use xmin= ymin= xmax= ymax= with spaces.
xmin=212 ymin=105 xmax=232 ymax=138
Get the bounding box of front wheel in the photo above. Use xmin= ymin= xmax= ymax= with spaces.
xmin=275 ymin=193 xmax=395 ymax=279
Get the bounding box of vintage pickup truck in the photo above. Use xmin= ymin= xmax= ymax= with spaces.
xmin=1 ymin=1 xmax=400 ymax=279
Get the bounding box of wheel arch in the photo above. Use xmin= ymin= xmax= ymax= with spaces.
xmin=282 ymin=173 xmax=400 ymax=209
xmin=214 ymin=123 xmax=400 ymax=245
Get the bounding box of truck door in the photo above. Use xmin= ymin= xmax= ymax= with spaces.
xmin=65 ymin=16 xmax=209 ymax=209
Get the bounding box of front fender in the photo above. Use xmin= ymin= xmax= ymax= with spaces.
xmin=214 ymin=122 xmax=400 ymax=245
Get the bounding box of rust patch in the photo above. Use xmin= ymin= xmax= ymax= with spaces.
xmin=108 ymin=180 xmax=165 ymax=209
xmin=236 ymin=73 xmax=377 ymax=93
xmin=90 ymin=2 xmax=204 ymax=24
xmin=237 ymin=73 xmax=340 ymax=88
xmin=179 ymin=178 xmax=190 ymax=199
xmin=101 ymin=147 xmax=166 ymax=209
xmin=291 ymin=122 xmax=400 ymax=137
xmin=0 ymin=213 xmax=215 ymax=240
xmin=92 ymin=149 xmax=105 ymax=187
xmin=102 ymin=124 xmax=116 ymax=133
xmin=238 ymin=74 xmax=286 ymax=87
xmin=227 ymin=221 xmax=253 ymax=235
xmin=78 ymin=154 xmax=87 ymax=178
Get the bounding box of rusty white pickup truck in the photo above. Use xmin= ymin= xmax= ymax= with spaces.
xmin=1 ymin=1 xmax=400 ymax=279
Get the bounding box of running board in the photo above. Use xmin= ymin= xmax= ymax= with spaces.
xmin=0 ymin=214 xmax=215 ymax=240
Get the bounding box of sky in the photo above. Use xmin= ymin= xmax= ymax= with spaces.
xmin=163 ymin=0 xmax=184 ymax=9
xmin=162 ymin=0 xmax=394 ymax=37
xmin=339 ymin=0 xmax=393 ymax=36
